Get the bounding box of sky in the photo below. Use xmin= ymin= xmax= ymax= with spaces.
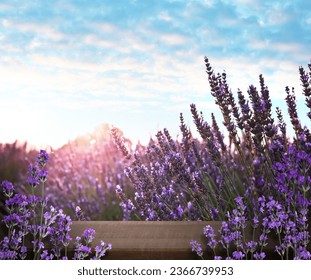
xmin=0 ymin=0 xmax=310 ymax=149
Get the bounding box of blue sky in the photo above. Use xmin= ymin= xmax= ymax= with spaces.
xmin=0 ymin=0 xmax=310 ymax=149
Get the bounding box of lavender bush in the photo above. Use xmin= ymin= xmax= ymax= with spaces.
xmin=0 ymin=150 xmax=111 ymax=260
xmin=0 ymin=124 xmax=133 ymax=222
xmin=0 ymin=141 xmax=37 ymax=218
xmin=43 ymin=135 xmax=131 ymax=221
xmin=1 ymin=56 xmax=310 ymax=260
xmin=113 ymin=57 xmax=311 ymax=259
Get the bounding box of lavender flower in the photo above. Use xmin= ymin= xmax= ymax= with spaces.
xmin=1 ymin=181 xmax=15 ymax=198
xmin=91 ymin=241 xmax=112 ymax=260
xmin=232 ymin=250 xmax=245 ymax=260
xmin=190 ymin=240 xmax=203 ymax=259
xmin=82 ymin=228 xmax=96 ymax=244
xmin=203 ymin=225 xmax=218 ymax=249
xmin=38 ymin=170 xmax=48 ymax=183
xmin=37 ymin=150 xmax=49 ymax=168
xmin=74 ymin=206 xmax=86 ymax=221
xmin=294 ymin=246 xmax=311 ymax=260
xmin=74 ymin=245 xmax=92 ymax=260
xmin=0 ymin=150 xmax=111 ymax=260
xmin=253 ymin=252 xmax=266 ymax=260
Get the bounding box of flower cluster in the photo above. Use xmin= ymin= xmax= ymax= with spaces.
xmin=191 ymin=196 xmax=308 ymax=260
xmin=188 ymin=58 xmax=311 ymax=259
xmin=0 ymin=150 xmax=111 ymax=260
xmin=0 ymin=124 xmax=133 ymax=222
xmin=43 ymin=132 xmax=132 ymax=221
xmin=114 ymin=57 xmax=311 ymax=259
xmin=74 ymin=228 xmax=112 ymax=260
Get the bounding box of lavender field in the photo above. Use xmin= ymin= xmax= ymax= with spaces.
xmin=1 ymin=57 xmax=311 ymax=260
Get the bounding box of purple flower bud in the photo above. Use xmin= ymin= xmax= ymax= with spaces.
xmin=38 ymin=170 xmax=48 ymax=183
xmin=1 ymin=181 xmax=14 ymax=197
xmin=82 ymin=228 xmax=96 ymax=244
xmin=40 ymin=250 xmax=54 ymax=260
xmin=203 ymin=225 xmax=215 ymax=239
xmin=3 ymin=213 xmax=22 ymax=228
xmin=246 ymin=241 xmax=257 ymax=252
xmin=37 ymin=150 xmax=49 ymax=167
xmin=27 ymin=176 xmax=39 ymax=188
xmin=252 ymin=216 xmax=259 ymax=228
xmin=77 ymin=245 xmax=92 ymax=254
xmin=254 ymin=252 xmax=266 ymax=260
xmin=190 ymin=240 xmax=203 ymax=258
xmin=232 ymin=250 xmax=245 ymax=260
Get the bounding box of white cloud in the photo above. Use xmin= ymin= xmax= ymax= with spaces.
xmin=0 ymin=3 xmax=14 ymax=11
xmin=158 ymin=11 xmax=173 ymax=22
xmin=1 ymin=19 xmax=10 ymax=27
xmin=1 ymin=44 xmax=304 ymax=114
xmin=28 ymin=38 xmax=42 ymax=50
xmin=232 ymin=0 xmax=259 ymax=4
xmin=248 ymin=39 xmax=309 ymax=61
xmin=202 ymin=0 xmax=215 ymax=8
xmin=267 ymin=6 xmax=290 ymax=25
xmin=196 ymin=100 xmax=218 ymax=109
xmin=2 ymin=20 xmax=64 ymax=41
xmin=0 ymin=43 xmax=21 ymax=53
xmin=123 ymin=31 xmax=156 ymax=52
xmin=164 ymin=100 xmax=216 ymax=113
xmin=1 ymin=51 xmax=206 ymax=108
xmin=197 ymin=27 xmax=230 ymax=47
xmin=88 ymin=22 xmax=119 ymax=34
xmin=200 ymin=55 xmax=303 ymax=102
xmin=84 ymin=30 xmax=155 ymax=54
xmin=84 ymin=34 xmax=128 ymax=53
xmin=159 ymin=33 xmax=190 ymax=46
xmin=31 ymin=54 xmax=101 ymax=72
xmin=169 ymin=95 xmax=190 ymax=103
